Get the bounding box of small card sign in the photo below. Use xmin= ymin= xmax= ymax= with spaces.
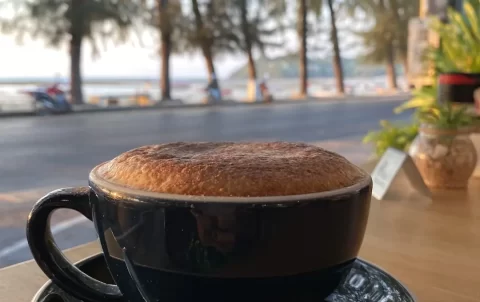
xmin=371 ymin=147 xmax=430 ymax=200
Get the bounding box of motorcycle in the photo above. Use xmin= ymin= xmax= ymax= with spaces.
xmin=21 ymin=84 xmax=72 ymax=115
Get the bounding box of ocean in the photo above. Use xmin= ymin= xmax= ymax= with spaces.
xmin=0 ymin=76 xmax=407 ymax=111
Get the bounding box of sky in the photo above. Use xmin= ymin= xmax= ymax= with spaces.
xmin=0 ymin=0 xmax=311 ymax=81
xmin=0 ymin=2 xmax=361 ymax=81
xmin=0 ymin=34 xmax=245 ymax=80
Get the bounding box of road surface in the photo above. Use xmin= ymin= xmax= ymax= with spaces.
xmin=0 ymin=98 xmax=410 ymax=267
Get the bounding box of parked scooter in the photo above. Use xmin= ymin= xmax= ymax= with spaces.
xmin=21 ymin=84 xmax=72 ymax=115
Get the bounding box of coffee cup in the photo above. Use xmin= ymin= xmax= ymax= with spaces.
xmin=27 ymin=142 xmax=372 ymax=301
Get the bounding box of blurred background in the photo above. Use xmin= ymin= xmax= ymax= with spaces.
xmin=0 ymin=0 xmax=458 ymax=267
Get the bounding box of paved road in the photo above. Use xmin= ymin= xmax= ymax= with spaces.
xmin=0 ymin=99 xmax=411 ymax=267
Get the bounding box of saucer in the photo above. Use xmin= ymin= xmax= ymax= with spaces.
xmin=32 ymin=254 xmax=415 ymax=302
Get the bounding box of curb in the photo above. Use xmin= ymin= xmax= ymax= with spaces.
xmin=0 ymin=94 xmax=410 ymax=118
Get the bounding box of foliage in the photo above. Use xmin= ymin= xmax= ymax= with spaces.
xmin=365 ymin=87 xmax=475 ymax=156
xmin=180 ymin=1 xmax=238 ymax=57
xmin=344 ymin=0 xmax=394 ymax=64
xmin=416 ymin=103 xmax=474 ymax=129
xmin=145 ymin=0 xmax=183 ymax=51
xmin=393 ymin=0 xmax=420 ymax=63
xmin=366 ymin=93 xmax=475 ymax=156
xmin=427 ymin=0 xmax=480 ymax=73
xmin=394 ymin=85 xmax=437 ymax=114
xmin=344 ymin=0 xmax=419 ymax=65
xmin=0 ymin=0 xmax=146 ymax=104
xmin=363 ymin=120 xmax=419 ymax=157
xmin=308 ymin=0 xmax=323 ymax=17
xmin=363 ymin=0 xmax=480 ymax=156
xmin=226 ymin=0 xmax=286 ymax=56
xmin=0 ymin=0 xmax=145 ymax=57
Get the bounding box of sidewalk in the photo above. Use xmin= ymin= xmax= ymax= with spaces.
xmin=0 ymin=93 xmax=410 ymax=118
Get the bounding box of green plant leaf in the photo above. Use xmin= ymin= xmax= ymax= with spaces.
xmin=428 ymin=1 xmax=480 ymax=73
xmin=464 ymin=1 xmax=480 ymax=42
xmin=363 ymin=120 xmax=420 ymax=157
xmin=394 ymin=96 xmax=434 ymax=113
xmin=395 ymin=85 xmax=437 ymax=113
xmin=417 ymin=103 xmax=474 ymax=128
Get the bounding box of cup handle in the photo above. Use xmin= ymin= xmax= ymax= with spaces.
xmin=26 ymin=187 xmax=123 ymax=301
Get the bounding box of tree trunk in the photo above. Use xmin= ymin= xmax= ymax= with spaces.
xmin=69 ymin=33 xmax=84 ymax=105
xmin=161 ymin=33 xmax=172 ymax=101
xmin=299 ymin=0 xmax=308 ymax=97
xmin=69 ymin=0 xmax=84 ymax=105
xmin=240 ymin=0 xmax=256 ymax=82
xmin=239 ymin=1 xmax=258 ymax=101
xmin=380 ymin=0 xmax=397 ymax=90
xmin=327 ymin=0 xmax=345 ymax=94
xmin=158 ymin=0 xmax=171 ymax=101
xmin=402 ymin=56 xmax=409 ymax=79
xmin=247 ymin=51 xmax=257 ymax=81
xmin=389 ymin=0 xmax=408 ymax=79
xmin=385 ymin=46 xmax=398 ymax=90
xmin=192 ymin=0 xmax=217 ymax=81
xmin=204 ymin=52 xmax=215 ymax=79
xmin=192 ymin=0 xmax=202 ymax=26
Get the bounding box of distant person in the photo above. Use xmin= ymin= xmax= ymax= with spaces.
xmin=259 ymin=74 xmax=273 ymax=103
xmin=205 ymin=73 xmax=221 ymax=103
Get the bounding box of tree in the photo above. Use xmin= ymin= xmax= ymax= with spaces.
xmin=298 ymin=0 xmax=308 ymax=96
xmin=376 ymin=0 xmax=398 ymax=90
xmin=346 ymin=0 xmax=399 ymax=90
xmin=239 ymin=0 xmax=257 ymax=82
xmin=184 ymin=1 xmax=237 ymax=82
xmin=227 ymin=0 xmax=285 ymax=101
xmin=152 ymin=0 xmax=183 ymax=101
xmin=191 ymin=0 xmax=217 ymax=80
xmin=297 ymin=0 xmax=344 ymax=96
xmin=391 ymin=0 xmax=419 ymax=77
xmin=327 ymin=0 xmax=345 ymax=94
xmin=346 ymin=0 xmax=419 ymax=87
xmin=0 ymin=0 xmax=144 ymax=104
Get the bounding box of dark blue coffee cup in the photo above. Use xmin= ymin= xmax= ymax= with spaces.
xmin=27 ymin=165 xmax=372 ymax=302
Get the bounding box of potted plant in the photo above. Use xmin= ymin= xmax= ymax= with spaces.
xmin=363 ymin=85 xmax=436 ymax=157
xmin=429 ymin=0 xmax=480 ymax=178
xmin=409 ymin=103 xmax=477 ymax=189
xmin=363 ymin=121 xmax=419 ymax=158
xmin=363 ymin=0 xmax=480 ymax=173
xmin=428 ymin=0 xmax=480 ymax=108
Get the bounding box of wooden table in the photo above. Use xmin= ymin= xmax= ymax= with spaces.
xmin=1 ymin=162 xmax=479 ymax=301
xmin=358 ymin=161 xmax=480 ymax=302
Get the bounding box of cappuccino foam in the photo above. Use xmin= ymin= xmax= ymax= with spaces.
xmin=94 ymin=142 xmax=367 ymax=197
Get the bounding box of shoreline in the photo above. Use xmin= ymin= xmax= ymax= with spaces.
xmin=0 ymin=93 xmax=410 ymax=118
xmin=0 ymin=75 xmax=407 ymax=86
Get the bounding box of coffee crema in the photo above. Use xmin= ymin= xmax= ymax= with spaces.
xmin=95 ymin=142 xmax=367 ymax=197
